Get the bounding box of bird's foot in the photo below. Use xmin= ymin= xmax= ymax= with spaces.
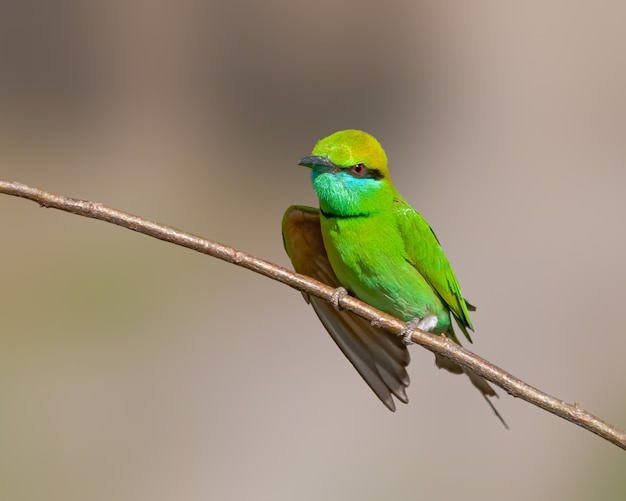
xmin=330 ymin=287 xmax=348 ymax=311
xmin=401 ymin=315 xmax=438 ymax=345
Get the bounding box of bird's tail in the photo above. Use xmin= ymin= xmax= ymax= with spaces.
xmin=434 ymin=353 xmax=508 ymax=428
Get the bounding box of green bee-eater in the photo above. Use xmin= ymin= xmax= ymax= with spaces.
xmin=283 ymin=129 xmax=504 ymax=424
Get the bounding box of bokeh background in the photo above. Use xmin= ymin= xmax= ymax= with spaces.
xmin=1 ymin=1 xmax=625 ymax=500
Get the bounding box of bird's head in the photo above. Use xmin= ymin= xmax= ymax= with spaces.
xmin=299 ymin=130 xmax=395 ymax=217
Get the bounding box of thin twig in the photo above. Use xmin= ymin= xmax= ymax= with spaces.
xmin=1 ymin=179 xmax=625 ymax=451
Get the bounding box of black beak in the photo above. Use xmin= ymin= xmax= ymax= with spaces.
xmin=298 ymin=155 xmax=339 ymax=174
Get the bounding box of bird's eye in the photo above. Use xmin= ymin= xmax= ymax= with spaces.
xmin=351 ymin=163 xmax=366 ymax=176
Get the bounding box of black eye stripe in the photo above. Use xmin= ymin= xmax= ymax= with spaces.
xmin=346 ymin=164 xmax=383 ymax=180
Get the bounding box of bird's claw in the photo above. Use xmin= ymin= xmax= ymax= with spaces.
xmin=401 ymin=318 xmax=420 ymax=345
xmin=330 ymin=287 xmax=348 ymax=311
xmin=401 ymin=315 xmax=438 ymax=345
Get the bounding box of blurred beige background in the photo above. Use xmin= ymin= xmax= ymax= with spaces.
xmin=1 ymin=1 xmax=625 ymax=500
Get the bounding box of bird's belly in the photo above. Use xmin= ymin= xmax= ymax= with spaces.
xmin=321 ymin=217 xmax=448 ymax=327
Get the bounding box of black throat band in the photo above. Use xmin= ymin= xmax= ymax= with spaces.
xmin=320 ymin=208 xmax=370 ymax=220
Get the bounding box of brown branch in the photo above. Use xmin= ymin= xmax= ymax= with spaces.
xmin=1 ymin=178 xmax=625 ymax=451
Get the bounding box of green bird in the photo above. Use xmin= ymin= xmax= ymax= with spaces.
xmin=283 ymin=129 xmax=504 ymax=425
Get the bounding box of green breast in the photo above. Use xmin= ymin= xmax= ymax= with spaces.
xmin=319 ymin=212 xmax=449 ymax=329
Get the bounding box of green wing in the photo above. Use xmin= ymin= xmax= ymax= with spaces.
xmin=282 ymin=205 xmax=410 ymax=411
xmin=393 ymin=198 xmax=474 ymax=343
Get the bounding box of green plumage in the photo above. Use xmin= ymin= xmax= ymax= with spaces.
xmin=321 ymin=193 xmax=473 ymax=345
xmin=283 ymin=129 xmax=503 ymax=423
xmin=309 ymin=130 xmax=471 ymax=340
